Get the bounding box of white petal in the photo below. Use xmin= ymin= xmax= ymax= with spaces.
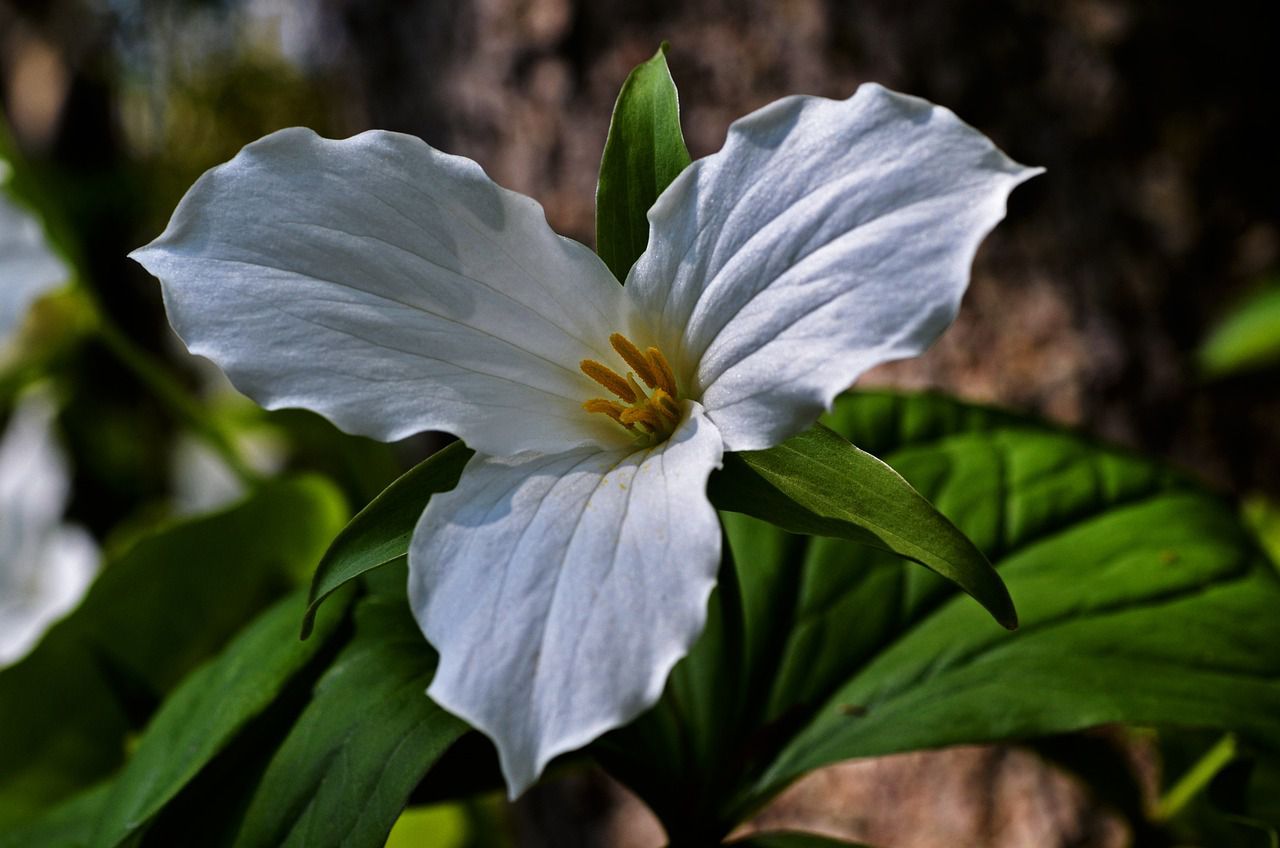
xmin=627 ymin=84 xmax=1042 ymax=451
xmin=0 ymin=391 xmax=100 ymax=668
xmin=0 ymin=526 xmax=99 ymax=667
xmin=1 ymin=192 xmax=69 ymax=344
xmin=131 ymin=128 xmax=634 ymax=456
xmin=0 ymin=389 xmax=70 ymax=537
xmin=408 ymin=404 xmax=724 ymax=795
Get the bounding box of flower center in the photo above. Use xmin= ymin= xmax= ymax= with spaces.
xmin=580 ymin=333 xmax=682 ymax=444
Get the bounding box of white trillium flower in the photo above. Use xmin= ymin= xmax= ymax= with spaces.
xmin=131 ymin=83 xmax=1040 ymax=794
xmin=0 ymin=389 xmax=100 ymax=667
xmin=1 ymin=164 xmax=70 ymax=345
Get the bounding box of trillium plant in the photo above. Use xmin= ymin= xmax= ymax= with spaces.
xmin=7 ymin=42 xmax=1280 ymax=848
xmin=133 ymin=48 xmax=1038 ymax=799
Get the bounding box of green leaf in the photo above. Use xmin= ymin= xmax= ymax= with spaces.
xmin=1199 ymin=282 xmax=1280 ymax=376
xmin=709 ymin=423 xmax=1017 ymax=630
xmin=0 ymin=782 xmax=110 ymax=848
xmin=595 ymin=42 xmax=691 ymax=282
xmin=0 ymin=477 xmax=347 ymax=827
xmin=302 ymin=442 xmax=472 ymax=638
xmin=86 ymin=586 xmax=351 ymax=848
xmin=237 ymin=578 xmax=468 ymax=848
xmin=601 ymin=391 xmax=1280 ymax=839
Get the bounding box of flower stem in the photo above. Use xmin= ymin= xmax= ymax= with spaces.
xmin=93 ymin=311 xmax=262 ymax=488
xmin=1155 ymin=733 xmax=1237 ymax=820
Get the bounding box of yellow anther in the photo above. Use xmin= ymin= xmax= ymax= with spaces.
xmin=609 ymin=333 xmax=660 ymax=388
xmin=651 ymin=389 xmax=682 ymax=422
xmin=620 ymin=406 xmax=663 ymax=432
xmin=580 ymin=359 xmax=636 ymax=403
xmin=582 ymin=398 xmax=632 ymax=427
xmin=646 ymin=346 xmax=677 ymax=396
xmin=583 ymin=335 xmax=682 ymax=444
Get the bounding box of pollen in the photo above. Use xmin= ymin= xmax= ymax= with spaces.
xmin=581 ymin=333 xmax=683 ymax=444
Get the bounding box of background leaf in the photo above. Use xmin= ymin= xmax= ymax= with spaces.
xmin=600 ymin=391 xmax=1280 ymax=841
xmin=595 ymin=42 xmax=691 ymax=282
xmin=0 ymin=783 xmax=110 ymax=848
xmin=0 ymin=476 xmax=347 ymax=828
xmin=238 ymin=572 xmax=469 ymax=848
xmin=302 ymin=442 xmax=471 ymax=637
xmin=86 ymin=586 xmax=352 ymax=848
xmin=1199 ymin=281 xmax=1280 ymax=377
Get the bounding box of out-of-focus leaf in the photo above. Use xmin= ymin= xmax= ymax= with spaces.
xmin=384 ymin=804 xmax=468 ymax=848
xmin=0 ymin=782 xmax=109 ymax=848
xmin=595 ymin=42 xmax=691 ymax=282
xmin=0 ymin=477 xmax=346 ymax=827
xmin=1245 ymin=495 xmax=1280 ymax=571
xmin=238 ymin=575 xmax=468 ymax=848
xmin=710 ymin=424 xmax=1016 ymax=629
xmin=1199 ymin=283 xmax=1280 ymax=376
xmin=601 ymin=391 xmax=1280 ymax=840
xmin=86 ymin=587 xmax=351 ymax=848
xmin=302 ymin=442 xmax=471 ymax=637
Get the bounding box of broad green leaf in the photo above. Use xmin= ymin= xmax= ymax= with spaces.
xmin=709 ymin=424 xmax=1016 ymax=629
xmin=86 ymin=586 xmax=351 ymax=848
xmin=601 ymin=391 xmax=1280 ymax=839
xmin=302 ymin=442 xmax=472 ymax=638
xmin=595 ymin=42 xmax=691 ymax=282
xmin=237 ymin=578 xmax=468 ymax=848
xmin=0 ymin=477 xmax=346 ymax=827
xmin=1199 ymin=282 xmax=1280 ymax=376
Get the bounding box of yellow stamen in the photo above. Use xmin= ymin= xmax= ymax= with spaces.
xmin=626 ymin=373 xmax=648 ymax=402
xmin=651 ymin=388 xmax=682 ymax=422
xmin=620 ymin=406 xmax=663 ymax=432
xmin=610 ymin=333 xmax=660 ymax=388
xmin=582 ymin=398 xmax=632 ymax=428
xmin=646 ymin=347 xmax=677 ymax=396
xmin=580 ymin=359 xmax=636 ymax=403
xmin=582 ymin=334 xmax=683 ymax=445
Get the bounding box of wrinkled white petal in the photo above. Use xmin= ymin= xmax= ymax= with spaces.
xmin=408 ymin=404 xmax=724 ymax=795
xmin=0 ymin=391 xmax=99 ymax=667
xmin=627 ymin=83 xmax=1042 ymax=451
xmin=131 ymin=128 xmax=634 ymax=456
xmin=1 ymin=191 xmax=69 ymax=344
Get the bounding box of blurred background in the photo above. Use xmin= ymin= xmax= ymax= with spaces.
xmin=1 ymin=0 xmax=1277 ymax=845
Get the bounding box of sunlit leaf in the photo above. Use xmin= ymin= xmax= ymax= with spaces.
xmin=709 ymin=423 xmax=1016 ymax=629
